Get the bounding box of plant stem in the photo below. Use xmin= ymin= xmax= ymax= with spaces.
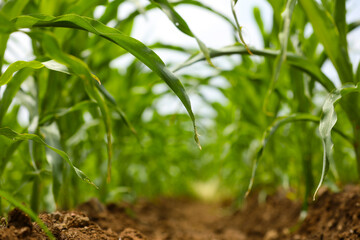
xmin=354 ymin=125 xmax=360 ymax=177
xmin=30 ymin=177 xmax=40 ymax=213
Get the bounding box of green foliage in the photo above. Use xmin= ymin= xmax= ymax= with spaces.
xmin=0 ymin=0 xmax=360 ymax=215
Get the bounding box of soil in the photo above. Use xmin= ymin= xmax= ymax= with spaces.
xmin=1 ymin=186 xmax=360 ymax=240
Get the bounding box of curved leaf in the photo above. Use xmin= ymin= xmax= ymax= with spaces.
xmin=348 ymin=21 xmax=360 ymax=33
xmin=173 ymin=0 xmax=237 ymax=31
xmin=299 ymin=0 xmax=353 ymax=84
xmin=263 ymin=0 xmax=297 ymax=115
xmin=12 ymin=13 xmax=200 ymax=148
xmin=0 ymin=13 xmax=16 ymax=33
xmin=231 ymin=0 xmax=252 ymax=54
xmin=313 ymin=84 xmax=360 ymax=200
xmin=0 ymin=61 xmax=43 ymax=86
xmin=0 ymin=59 xmax=71 ymax=86
xmin=150 ymin=0 xmax=214 ymax=67
xmin=246 ymin=113 xmax=352 ymax=197
xmin=40 ymin=32 xmax=113 ymax=181
xmin=0 ymin=127 xmax=97 ymax=188
xmin=0 ymin=69 xmax=32 ymax=125
xmin=125 ymin=0 xmax=237 ymax=32
xmin=96 ymin=84 xmax=138 ymax=137
xmin=246 ymin=113 xmax=319 ymax=197
xmin=39 ymin=100 xmax=97 ymax=125
xmin=173 ymin=45 xmax=335 ymax=92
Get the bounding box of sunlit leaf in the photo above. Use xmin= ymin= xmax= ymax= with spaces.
xmin=174 ymin=45 xmax=335 ymax=92
xmin=299 ymin=0 xmax=353 ymax=84
xmin=0 ymin=13 xmax=16 ymax=33
xmin=40 ymin=32 xmax=113 ymax=181
xmin=0 ymin=61 xmax=43 ymax=86
xmin=246 ymin=113 xmax=352 ymax=197
xmin=313 ymin=84 xmax=360 ymax=200
xmin=0 ymin=69 xmax=32 ymax=125
xmin=12 ymin=13 xmax=200 ymax=148
xmin=0 ymin=59 xmax=72 ymax=86
xmin=246 ymin=113 xmax=319 ymax=197
xmin=151 ymin=0 xmax=214 ymax=67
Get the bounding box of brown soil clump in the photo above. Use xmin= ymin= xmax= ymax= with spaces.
xmin=1 ymin=186 xmax=360 ymax=239
xmin=289 ymin=185 xmax=360 ymax=240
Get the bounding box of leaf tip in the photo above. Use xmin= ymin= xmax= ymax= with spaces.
xmin=91 ymin=73 xmax=101 ymax=85
xmin=194 ymin=127 xmax=202 ymax=150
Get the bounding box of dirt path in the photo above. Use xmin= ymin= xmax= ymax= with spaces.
xmin=1 ymin=186 xmax=360 ymax=239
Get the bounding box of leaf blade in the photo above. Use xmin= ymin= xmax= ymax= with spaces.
xmin=12 ymin=13 xmax=200 ymax=147
xmin=313 ymin=84 xmax=360 ymax=200
xmin=0 ymin=127 xmax=97 ymax=188
xmin=299 ymin=0 xmax=353 ymax=84
xmin=0 ymin=190 xmax=55 ymax=240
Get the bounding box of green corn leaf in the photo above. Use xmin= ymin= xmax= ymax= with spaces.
xmin=96 ymin=84 xmax=138 ymax=137
xmin=173 ymin=45 xmax=335 ymax=92
xmin=0 ymin=61 xmax=43 ymax=86
xmin=39 ymin=124 xmax=63 ymax=203
xmin=0 ymin=69 xmax=32 ymax=125
xmin=246 ymin=113 xmax=351 ymax=197
xmin=0 ymin=13 xmax=16 ymax=33
xmin=40 ymin=32 xmax=113 ymax=181
xmin=263 ymin=0 xmax=297 ymax=115
xmin=41 ymin=60 xmax=71 ymax=75
xmin=0 ymin=59 xmax=72 ymax=86
xmin=150 ymin=0 xmax=214 ymax=67
xmin=313 ymin=84 xmax=360 ymax=200
xmin=0 ymin=35 xmax=8 ymax=71
xmin=299 ymin=0 xmax=353 ymax=84
xmin=125 ymin=0 xmax=236 ymax=33
xmin=0 ymin=60 xmax=72 ymax=125
xmin=253 ymin=7 xmax=266 ymax=40
xmin=173 ymin=0 xmax=237 ymax=31
xmin=0 ymin=141 xmax=23 ymax=177
xmin=246 ymin=113 xmax=353 ymax=196
xmin=334 ymin=0 xmax=347 ymax=52
xmin=355 ymin=61 xmax=360 ymax=84
xmin=12 ymin=13 xmax=200 ymax=148
xmin=39 ymin=101 xmax=97 ymax=125
xmin=246 ymin=113 xmax=319 ymax=197
xmin=0 ymin=190 xmax=55 ymax=240
xmin=0 ymin=0 xmax=29 ymax=19
xmin=348 ymin=21 xmax=360 ymax=32
xmin=231 ymin=0 xmax=252 ymax=54
xmin=0 ymin=127 xmax=97 ymax=188
xmin=0 ymin=60 xmax=75 ymax=126
xmin=0 ymin=0 xmax=29 ymax=70
xmin=98 ymin=0 xmax=125 ymax=24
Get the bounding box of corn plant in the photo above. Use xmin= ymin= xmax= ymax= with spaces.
xmin=0 ymin=0 xmax=216 ymax=212
xmin=175 ymin=0 xmax=360 ymax=202
xmin=0 ymin=0 xmax=359 ymax=218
